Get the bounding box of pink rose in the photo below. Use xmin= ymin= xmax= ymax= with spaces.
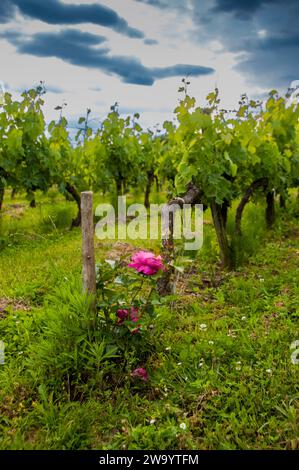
xmin=117 ymin=307 xmax=141 ymax=333
xmin=128 ymin=251 xmax=165 ymax=276
xmin=116 ymin=309 xmax=129 ymax=324
xmin=131 ymin=367 xmax=148 ymax=381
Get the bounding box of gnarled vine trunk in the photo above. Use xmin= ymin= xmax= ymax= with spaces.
xmin=0 ymin=168 xmax=8 ymax=211
xmin=235 ymin=177 xmax=268 ymax=235
xmin=157 ymin=209 xmax=175 ymax=296
xmin=66 ymin=182 xmax=82 ymax=228
xmin=144 ymin=170 xmax=155 ymax=209
xmin=266 ymin=191 xmax=275 ymax=229
xmin=210 ymin=200 xmax=233 ymax=269
xmin=157 ymin=182 xmax=205 ymax=296
xmin=0 ymin=185 xmax=4 ymax=211
xmin=279 ymin=194 xmax=286 ymax=209
xmin=221 ymin=200 xmax=229 ymax=229
xmin=116 ymin=180 xmax=122 ymax=196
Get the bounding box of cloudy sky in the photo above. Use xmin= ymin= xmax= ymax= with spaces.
xmin=0 ymin=0 xmax=298 ymax=130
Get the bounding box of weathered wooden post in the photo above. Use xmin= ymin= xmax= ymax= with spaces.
xmin=81 ymin=191 xmax=96 ymax=310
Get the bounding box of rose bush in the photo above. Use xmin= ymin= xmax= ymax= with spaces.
xmin=94 ymin=251 xmax=166 ymax=383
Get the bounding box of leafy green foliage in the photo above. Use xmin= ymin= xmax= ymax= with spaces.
xmin=0 ymin=87 xmax=52 ymax=199
xmin=0 ymin=82 xmax=298 ymax=263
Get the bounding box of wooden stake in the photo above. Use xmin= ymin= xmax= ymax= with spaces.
xmin=81 ymin=191 xmax=96 ymax=300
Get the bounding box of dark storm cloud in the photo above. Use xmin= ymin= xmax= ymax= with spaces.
xmin=211 ymin=0 xmax=280 ymax=17
xmin=3 ymin=29 xmax=214 ymax=86
xmin=209 ymin=0 xmax=299 ymax=89
xmin=239 ymin=33 xmax=299 ymax=53
xmin=0 ymin=0 xmax=15 ymax=23
xmin=1 ymin=0 xmax=144 ymax=38
xmin=136 ymin=0 xmax=299 ymax=90
xmin=236 ymin=31 xmax=299 ymax=88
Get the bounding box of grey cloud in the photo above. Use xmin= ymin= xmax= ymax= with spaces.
xmin=134 ymin=0 xmax=299 ymax=90
xmin=136 ymin=0 xmax=166 ymax=7
xmin=136 ymin=0 xmax=189 ymax=11
xmin=3 ymin=29 xmax=214 ymax=86
xmin=211 ymin=0 xmax=281 ymax=17
xmin=192 ymin=0 xmax=299 ymax=89
xmin=1 ymin=0 xmax=144 ymax=38
xmin=0 ymin=0 xmax=15 ymax=23
xmin=144 ymin=38 xmax=158 ymax=45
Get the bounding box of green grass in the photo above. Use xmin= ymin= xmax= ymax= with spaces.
xmin=0 ymin=189 xmax=298 ymax=450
